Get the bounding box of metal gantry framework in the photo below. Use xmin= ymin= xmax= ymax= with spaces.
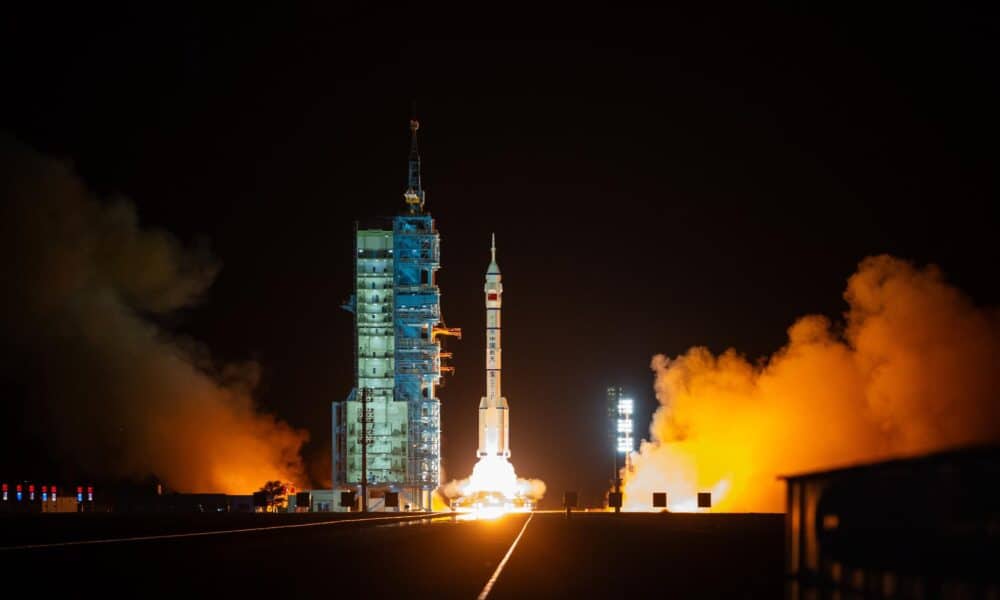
xmin=394 ymin=212 xmax=444 ymax=504
xmin=333 ymin=119 xmax=456 ymax=512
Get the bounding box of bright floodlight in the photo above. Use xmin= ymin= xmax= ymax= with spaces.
xmin=616 ymin=397 xmax=634 ymax=454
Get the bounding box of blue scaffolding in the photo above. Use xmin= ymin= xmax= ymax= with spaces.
xmin=393 ymin=213 xmax=442 ymax=502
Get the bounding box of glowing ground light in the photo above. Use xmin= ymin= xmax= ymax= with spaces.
xmin=457 ymin=504 xmax=514 ymax=521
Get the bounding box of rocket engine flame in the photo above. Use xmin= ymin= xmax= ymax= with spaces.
xmin=623 ymin=255 xmax=1000 ymax=512
xmin=460 ymin=456 xmax=545 ymax=501
xmin=443 ymin=456 xmax=545 ymax=519
xmin=463 ymin=456 xmax=521 ymax=498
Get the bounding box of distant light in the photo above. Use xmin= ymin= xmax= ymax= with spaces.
xmin=52 ymin=486 xmax=57 ymax=502
xmin=2 ymin=483 xmax=7 ymax=502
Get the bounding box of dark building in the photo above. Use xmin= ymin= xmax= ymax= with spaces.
xmin=782 ymin=445 xmax=998 ymax=599
xmin=87 ymin=480 xmax=252 ymax=513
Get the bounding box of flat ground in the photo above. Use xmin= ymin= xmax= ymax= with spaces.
xmin=0 ymin=511 xmax=784 ymax=597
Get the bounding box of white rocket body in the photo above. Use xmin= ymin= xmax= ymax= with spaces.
xmin=478 ymin=235 xmax=510 ymax=458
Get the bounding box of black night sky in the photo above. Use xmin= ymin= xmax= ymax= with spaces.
xmin=2 ymin=5 xmax=997 ymax=505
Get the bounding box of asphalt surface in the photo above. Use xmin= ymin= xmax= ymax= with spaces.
xmin=1 ymin=511 xmax=784 ymax=597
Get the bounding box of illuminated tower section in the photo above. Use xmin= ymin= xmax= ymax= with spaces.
xmin=336 ymin=229 xmax=405 ymax=489
xmin=478 ymin=234 xmax=510 ymax=458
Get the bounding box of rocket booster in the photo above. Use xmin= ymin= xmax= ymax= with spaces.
xmin=478 ymin=234 xmax=510 ymax=458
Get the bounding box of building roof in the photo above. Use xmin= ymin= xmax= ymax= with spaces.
xmin=778 ymin=443 xmax=999 ymax=482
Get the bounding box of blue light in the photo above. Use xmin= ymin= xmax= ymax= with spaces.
xmin=17 ymin=492 xmax=22 ymax=501
xmin=77 ymin=493 xmax=83 ymax=503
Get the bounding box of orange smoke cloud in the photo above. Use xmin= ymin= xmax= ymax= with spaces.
xmin=0 ymin=135 xmax=307 ymax=493
xmin=625 ymin=255 xmax=1000 ymax=512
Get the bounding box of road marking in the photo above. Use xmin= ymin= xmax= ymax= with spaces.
xmin=477 ymin=512 xmax=534 ymax=600
xmin=0 ymin=513 xmax=442 ymax=552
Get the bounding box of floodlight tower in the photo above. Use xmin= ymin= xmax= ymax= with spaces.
xmin=607 ymin=386 xmax=635 ymax=513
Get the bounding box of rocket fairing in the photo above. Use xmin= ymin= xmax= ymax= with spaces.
xmin=478 ymin=234 xmax=510 ymax=458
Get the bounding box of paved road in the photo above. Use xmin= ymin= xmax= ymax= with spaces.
xmin=496 ymin=512 xmax=784 ymax=598
xmin=2 ymin=512 xmax=783 ymax=597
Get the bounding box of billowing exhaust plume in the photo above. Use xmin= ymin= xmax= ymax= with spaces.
xmin=0 ymin=136 xmax=308 ymax=493
xmin=440 ymin=459 xmax=547 ymax=504
xmin=625 ymin=255 xmax=999 ymax=512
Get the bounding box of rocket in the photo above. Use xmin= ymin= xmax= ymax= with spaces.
xmin=478 ymin=234 xmax=510 ymax=458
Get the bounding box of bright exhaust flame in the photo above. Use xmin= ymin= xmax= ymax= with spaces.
xmin=462 ymin=456 xmax=522 ymax=499
xmin=443 ymin=456 xmax=545 ymax=519
xmin=624 ymin=255 xmax=1000 ymax=512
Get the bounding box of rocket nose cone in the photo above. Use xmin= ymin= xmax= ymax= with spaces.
xmin=487 ymin=236 xmax=500 ymax=274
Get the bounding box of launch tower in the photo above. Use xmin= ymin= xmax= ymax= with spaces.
xmin=333 ymin=119 xmax=459 ymax=511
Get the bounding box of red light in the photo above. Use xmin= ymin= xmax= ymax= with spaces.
xmin=42 ymin=486 xmax=48 ymax=493
xmin=16 ymin=484 xmax=22 ymax=492
xmin=1 ymin=484 xmax=7 ymax=492
xmin=77 ymin=486 xmax=83 ymax=494
xmin=29 ymin=485 xmax=35 ymax=493
xmin=52 ymin=486 xmax=57 ymax=493
xmin=87 ymin=486 xmax=93 ymax=494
